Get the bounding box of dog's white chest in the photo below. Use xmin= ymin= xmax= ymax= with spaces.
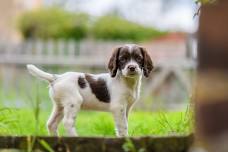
xmin=124 ymin=90 xmax=138 ymax=105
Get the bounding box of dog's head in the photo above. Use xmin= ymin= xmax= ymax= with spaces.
xmin=108 ymin=44 xmax=154 ymax=78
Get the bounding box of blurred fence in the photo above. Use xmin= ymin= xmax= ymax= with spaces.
xmin=0 ymin=39 xmax=196 ymax=110
xmin=0 ymin=39 xmax=125 ymax=67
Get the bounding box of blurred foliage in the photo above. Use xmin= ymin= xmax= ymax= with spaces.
xmin=92 ymin=16 xmax=165 ymax=42
xmin=18 ymin=7 xmax=89 ymax=40
xmin=195 ymin=0 xmax=217 ymax=4
xmin=0 ymin=108 xmax=18 ymax=134
xmin=193 ymin=0 xmax=217 ymax=17
xmin=18 ymin=8 xmax=165 ymax=42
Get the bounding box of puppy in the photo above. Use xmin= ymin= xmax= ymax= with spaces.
xmin=27 ymin=44 xmax=153 ymax=137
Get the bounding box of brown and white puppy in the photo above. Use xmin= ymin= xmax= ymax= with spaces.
xmin=27 ymin=44 xmax=153 ymax=137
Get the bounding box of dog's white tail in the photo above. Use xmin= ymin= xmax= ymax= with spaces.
xmin=27 ymin=64 xmax=55 ymax=82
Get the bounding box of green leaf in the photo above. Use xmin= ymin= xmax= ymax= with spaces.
xmin=39 ymin=139 xmax=54 ymax=152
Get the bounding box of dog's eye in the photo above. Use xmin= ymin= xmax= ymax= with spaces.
xmin=120 ymin=56 xmax=128 ymax=62
xmin=135 ymin=56 xmax=142 ymax=62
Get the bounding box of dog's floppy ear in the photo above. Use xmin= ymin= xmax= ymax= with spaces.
xmin=140 ymin=47 xmax=154 ymax=77
xmin=108 ymin=47 xmax=121 ymax=77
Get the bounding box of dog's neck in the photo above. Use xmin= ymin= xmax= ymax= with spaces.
xmin=122 ymin=75 xmax=142 ymax=100
xmin=113 ymin=73 xmax=142 ymax=99
xmin=121 ymin=76 xmax=141 ymax=90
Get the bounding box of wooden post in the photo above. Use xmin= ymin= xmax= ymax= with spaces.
xmin=35 ymin=39 xmax=43 ymax=58
xmin=47 ymin=39 xmax=54 ymax=57
xmin=195 ymin=0 xmax=228 ymax=151
xmin=68 ymin=39 xmax=75 ymax=58
xmin=57 ymin=39 xmax=65 ymax=57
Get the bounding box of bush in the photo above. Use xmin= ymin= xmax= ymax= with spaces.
xmin=18 ymin=7 xmax=89 ymax=40
xmin=92 ymin=16 xmax=165 ymax=42
xmin=18 ymin=9 xmax=164 ymax=42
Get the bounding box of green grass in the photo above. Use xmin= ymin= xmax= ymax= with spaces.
xmin=0 ymin=108 xmax=192 ymax=137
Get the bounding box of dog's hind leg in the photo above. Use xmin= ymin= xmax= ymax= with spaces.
xmin=62 ymin=91 xmax=83 ymax=136
xmin=47 ymin=105 xmax=63 ymax=136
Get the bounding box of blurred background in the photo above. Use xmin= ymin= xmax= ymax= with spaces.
xmin=0 ymin=0 xmax=198 ymax=111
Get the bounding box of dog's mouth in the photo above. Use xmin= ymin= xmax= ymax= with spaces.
xmin=126 ymin=71 xmax=139 ymax=77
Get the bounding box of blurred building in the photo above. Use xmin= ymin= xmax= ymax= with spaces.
xmin=0 ymin=0 xmax=42 ymax=42
xmin=141 ymin=33 xmax=196 ymax=110
xmin=143 ymin=33 xmax=187 ymax=63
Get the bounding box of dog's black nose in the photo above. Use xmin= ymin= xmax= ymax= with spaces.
xmin=128 ymin=65 xmax=136 ymax=72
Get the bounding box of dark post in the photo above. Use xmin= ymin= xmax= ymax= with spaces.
xmin=196 ymin=0 xmax=228 ymax=151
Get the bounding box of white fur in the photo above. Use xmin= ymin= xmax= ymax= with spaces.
xmin=27 ymin=55 xmax=143 ymax=137
xmin=27 ymin=64 xmax=56 ymax=82
xmin=125 ymin=44 xmax=134 ymax=52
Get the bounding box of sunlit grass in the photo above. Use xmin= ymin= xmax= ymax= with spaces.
xmin=0 ymin=108 xmax=192 ymax=137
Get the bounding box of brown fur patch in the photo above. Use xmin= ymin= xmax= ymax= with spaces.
xmin=140 ymin=47 xmax=153 ymax=77
xmin=85 ymin=74 xmax=110 ymax=103
xmin=108 ymin=47 xmax=121 ymax=77
xmin=78 ymin=76 xmax=86 ymax=89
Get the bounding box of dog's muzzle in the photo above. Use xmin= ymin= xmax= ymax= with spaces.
xmin=127 ymin=65 xmax=139 ymax=76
